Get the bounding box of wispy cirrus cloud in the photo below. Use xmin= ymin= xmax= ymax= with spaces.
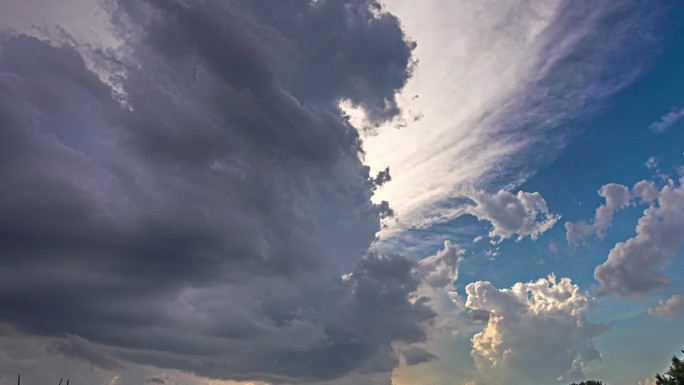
xmin=649 ymin=103 xmax=684 ymax=132
xmin=351 ymin=0 xmax=666 ymax=246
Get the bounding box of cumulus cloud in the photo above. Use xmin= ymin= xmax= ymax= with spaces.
xmin=632 ymin=180 xmax=659 ymax=204
xmin=416 ymin=240 xmax=464 ymax=289
xmin=595 ymin=178 xmax=684 ymax=296
xmin=467 ymin=190 xmax=560 ymax=242
xmin=465 ymin=275 xmax=606 ymax=384
xmin=566 ymin=183 xmax=632 ymax=244
xmin=648 ymin=103 xmax=684 ymax=132
xmin=570 ymin=177 xmax=684 ymax=297
xmin=648 ymin=295 xmax=684 ymax=318
xmin=645 ymin=156 xmax=660 ymax=170
xmin=0 ymin=0 xmax=433 ymax=382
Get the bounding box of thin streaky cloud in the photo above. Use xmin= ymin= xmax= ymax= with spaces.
xmin=649 ymin=103 xmax=684 ymax=132
xmin=352 ymin=0 xmax=664 ymax=246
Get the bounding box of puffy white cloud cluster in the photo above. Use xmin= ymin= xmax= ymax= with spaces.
xmin=595 ymin=178 xmax=684 ymax=296
xmin=566 ymin=180 xmax=662 ymax=245
xmin=566 ymin=183 xmax=632 ymax=244
xmin=632 ymin=180 xmax=660 ymax=204
xmin=465 ymin=275 xmax=605 ymax=384
xmin=562 ymin=177 xmax=684 ymax=296
xmin=645 ymin=156 xmax=659 ymax=170
xmin=467 ymin=190 xmax=560 ymax=243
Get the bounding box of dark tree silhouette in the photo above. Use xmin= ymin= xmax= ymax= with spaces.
xmin=656 ymin=350 xmax=684 ymax=385
xmin=569 ymin=381 xmax=604 ymax=385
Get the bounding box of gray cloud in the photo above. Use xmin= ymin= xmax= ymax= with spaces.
xmin=467 ymin=190 xmax=560 ymax=243
xmin=371 ymin=166 xmax=392 ymax=190
xmin=239 ymin=0 xmax=416 ymax=124
xmin=467 ymin=309 xmax=491 ymax=323
xmin=0 ymin=0 xmax=425 ymax=382
xmin=648 ymin=295 xmax=684 ymax=318
xmin=400 ymin=345 xmax=437 ymax=366
xmin=0 ymin=330 xmax=201 ymax=385
xmin=416 ymin=240 xmax=463 ymax=289
xmin=50 ymin=334 xmax=120 ymax=370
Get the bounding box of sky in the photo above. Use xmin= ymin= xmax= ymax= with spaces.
xmin=0 ymin=1 xmax=683 ymax=385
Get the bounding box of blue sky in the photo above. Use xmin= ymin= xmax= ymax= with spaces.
xmin=2 ymin=1 xmax=684 ymax=385
xmin=521 ymin=23 xmax=684 ymax=381
xmin=371 ymin=1 xmax=684 ymax=384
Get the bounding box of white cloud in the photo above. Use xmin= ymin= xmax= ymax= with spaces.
xmin=645 ymin=156 xmax=659 ymax=170
xmin=632 ymin=180 xmax=659 ymax=204
xmin=468 ymin=190 xmax=560 ymax=242
xmin=484 ymin=248 xmax=499 ymax=260
xmin=565 ymin=183 xmax=631 ymax=244
xmin=648 ymin=104 xmax=684 ymax=132
xmin=595 ymin=178 xmax=684 ymax=296
xmin=648 ymin=294 xmax=684 ymax=318
xmin=465 ymin=275 xmax=605 ymax=384
xmin=350 ymin=0 xmax=664 ymax=246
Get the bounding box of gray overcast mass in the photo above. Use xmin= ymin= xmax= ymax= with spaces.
xmin=0 ymin=0 xmax=425 ymax=382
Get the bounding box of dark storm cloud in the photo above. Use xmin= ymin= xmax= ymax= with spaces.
xmin=467 ymin=309 xmax=491 ymax=323
xmin=145 ymin=376 xmax=167 ymax=384
xmin=400 ymin=345 xmax=437 ymax=366
xmin=240 ymin=0 xmax=416 ymax=123
xmin=371 ymin=167 xmax=392 ymax=190
xmin=0 ymin=0 xmax=424 ymax=383
xmin=50 ymin=334 xmax=120 ymax=370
